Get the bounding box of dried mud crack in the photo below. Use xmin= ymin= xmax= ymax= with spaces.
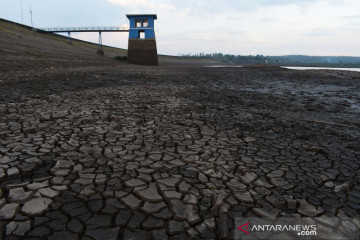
xmin=0 ymin=65 xmax=359 ymax=239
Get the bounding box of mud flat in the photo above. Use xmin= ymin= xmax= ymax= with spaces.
xmin=0 ymin=61 xmax=359 ymax=239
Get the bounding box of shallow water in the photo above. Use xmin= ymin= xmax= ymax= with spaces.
xmin=283 ymin=66 xmax=360 ymax=72
xmin=204 ymin=65 xmax=360 ymax=72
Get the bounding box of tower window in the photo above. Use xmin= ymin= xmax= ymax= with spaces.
xmin=143 ymin=19 xmax=148 ymax=27
xmin=135 ymin=19 xmax=141 ymax=28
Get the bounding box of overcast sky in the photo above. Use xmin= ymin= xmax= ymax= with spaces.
xmin=1 ymin=0 xmax=360 ymax=56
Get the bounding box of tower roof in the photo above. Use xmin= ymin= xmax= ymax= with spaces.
xmin=126 ymin=14 xmax=157 ymax=20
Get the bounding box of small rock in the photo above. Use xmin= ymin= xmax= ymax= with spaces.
xmin=187 ymin=227 xmax=198 ymax=238
xmin=21 ymin=197 xmax=52 ymax=216
xmin=0 ymin=156 xmax=12 ymax=164
xmin=135 ymin=183 xmax=163 ymax=202
xmin=7 ymin=167 xmax=19 ymax=176
xmin=163 ymin=191 xmax=182 ymax=200
xmin=125 ymin=179 xmax=146 ymax=188
xmin=204 ymin=218 xmax=216 ymax=229
xmin=15 ymin=220 xmax=31 ymax=236
xmin=265 ymin=195 xmax=287 ymax=210
xmin=0 ymin=203 xmax=20 ymax=220
xmin=27 ymin=181 xmax=49 ymax=190
xmin=179 ymin=181 xmax=191 ymax=192
xmin=6 ymin=220 xmax=31 ymax=237
xmin=195 ymin=222 xmax=207 ymax=234
xmin=240 ymin=172 xmax=258 ymax=184
xmin=334 ymin=181 xmax=350 ymax=193
xmin=121 ymin=194 xmax=142 ymax=210
xmin=8 ymin=187 xmax=33 ymax=203
xmin=186 ymin=204 xmax=201 ymax=224
xmin=0 ymin=198 xmax=5 ymax=208
xmin=148 ymin=154 xmax=162 ymax=161
xmin=308 ymin=146 xmax=328 ymax=156
xmin=324 ymin=181 xmax=334 ymax=188
xmin=115 ymin=191 xmax=127 ymax=199
xmin=157 ymin=177 xmax=181 ymax=188
xmin=169 ymin=159 xmax=185 ymax=167
xmin=211 ymin=190 xmax=227 ymax=215
xmin=152 ymin=208 xmax=173 ymax=220
xmin=226 ymin=180 xmax=247 ymax=192
xmin=169 ymin=199 xmax=186 ymax=220
xmin=167 ymin=220 xmax=184 ymax=234
xmin=244 ymin=136 xmax=256 ymax=143
xmin=298 ymin=200 xmax=323 ymax=217
xmin=315 ymin=214 xmax=340 ymax=228
xmin=287 ymin=199 xmax=297 ymax=210
xmin=253 ymin=208 xmax=279 ymax=220
xmin=38 ymin=187 xmax=60 ymax=198
xmin=183 ymin=194 xmax=197 ymax=205
xmin=6 ymin=221 xmax=18 ymax=236
xmin=234 ymin=191 xmax=253 ymax=203
xmin=141 ymin=201 xmax=166 ymax=214
xmin=200 ymin=126 xmax=216 ymax=136
xmin=0 ymin=168 xmax=5 ymax=178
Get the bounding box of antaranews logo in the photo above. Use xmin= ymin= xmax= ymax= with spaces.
xmin=237 ymin=222 xmax=250 ymax=234
xmin=235 ymin=217 xmax=359 ymax=240
xmin=235 ymin=219 xmax=318 ymax=240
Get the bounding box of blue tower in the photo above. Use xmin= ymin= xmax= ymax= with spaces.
xmin=126 ymin=14 xmax=158 ymax=66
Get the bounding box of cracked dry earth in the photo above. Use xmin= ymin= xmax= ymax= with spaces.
xmin=0 ymin=65 xmax=359 ymax=240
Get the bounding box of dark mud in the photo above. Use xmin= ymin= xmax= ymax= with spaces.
xmin=0 ymin=64 xmax=359 ymax=239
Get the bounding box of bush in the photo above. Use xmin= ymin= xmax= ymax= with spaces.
xmin=114 ymin=56 xmax=127 ymax=62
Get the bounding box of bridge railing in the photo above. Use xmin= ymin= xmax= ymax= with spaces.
xmin=39 ymin=26 xmax=130 ymax=32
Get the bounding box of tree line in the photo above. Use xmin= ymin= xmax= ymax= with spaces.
xmin=179 ymin=53 xmax=360 ymax=67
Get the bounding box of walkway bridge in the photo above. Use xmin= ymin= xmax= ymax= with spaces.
xmin=37 ymin=26 xmax=130 ymax=51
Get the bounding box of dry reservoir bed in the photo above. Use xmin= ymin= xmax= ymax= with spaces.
xmin=0 ymin=65 xmax=359 ymax=239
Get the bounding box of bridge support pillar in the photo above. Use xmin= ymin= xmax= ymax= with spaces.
xmin=98 ymin=32 xmax=102 ymax=51
xmin=97 ymin=31 xmax=104 ymax=55
xmin=67 ymin=32 xmax=71 ymax=45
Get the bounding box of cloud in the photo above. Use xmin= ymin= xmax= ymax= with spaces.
xmin=168 ymin=0 xmax=321 ymax=15
xmin=340 ymin=14 xmax=360 ymax=20
xmin=105 ymin=0 xmax=360 ymax=55
xmin=107 ymin=0 xmax=174 ymax=11
xmin=303 ymin=28 xmax=337 ymax=37
xmin=108 ymin=0 xmax=149 ymax=8
xmin=261 ymin=17 xmax=278 ymax=22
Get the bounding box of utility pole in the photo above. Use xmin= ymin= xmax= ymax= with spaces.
xmin=30 ymin=6 xmax=33 ymax=29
